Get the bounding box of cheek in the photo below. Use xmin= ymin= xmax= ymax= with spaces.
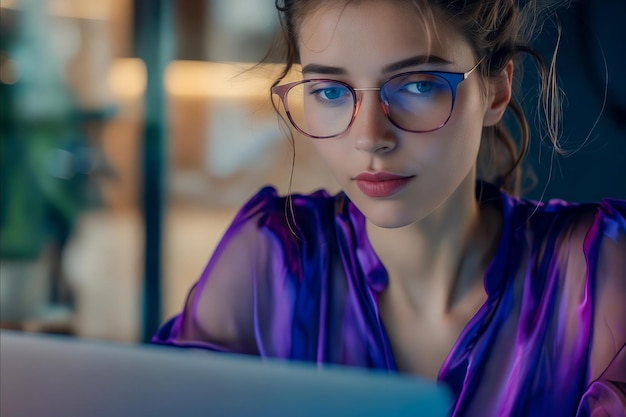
xmin=442 ymin=124 xmax=483 ymax=175
xmin=311 ymin=141 xmax=347 ymax=177
xmin=442 ymin=85 xmax=487 ymax=158
xmin=407 ymin=106 xmax=484 ymax=182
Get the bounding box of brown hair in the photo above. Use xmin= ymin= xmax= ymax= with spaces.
xmin=268 ymin=0 xmax=567 ymax=195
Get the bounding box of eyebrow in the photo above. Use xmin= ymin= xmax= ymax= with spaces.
xmin=301 ymin=55 xmax=452 ymax=75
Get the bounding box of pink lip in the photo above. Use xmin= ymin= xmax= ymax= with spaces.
xmin=354 ymin=172 xmax=415 ymax=198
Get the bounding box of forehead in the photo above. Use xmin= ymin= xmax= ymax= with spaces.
xmin=296 ymin=1 xmax=473 ymax=74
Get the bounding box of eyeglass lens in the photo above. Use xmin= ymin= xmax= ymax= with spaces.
xmin=283 ymin=73 xmax=454 ymax=138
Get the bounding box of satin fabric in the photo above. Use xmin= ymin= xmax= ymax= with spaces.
xmin=153 ymin=182 xmax=626 ymax=416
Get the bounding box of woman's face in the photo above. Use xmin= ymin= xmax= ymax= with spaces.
xmin=296 ymin=1 xmax=496 ymax=228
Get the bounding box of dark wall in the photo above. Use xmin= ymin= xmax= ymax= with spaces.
xmin=521 ymin=0 xmax=626 ymax=202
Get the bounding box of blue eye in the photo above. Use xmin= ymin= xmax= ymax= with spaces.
xmin=311 ymin=84 xmax=350 ymax=101
xmin=307 ymin=82 xmax=352 ymax=106
xmin=319 ymin=87 xmax=344 ymax=100
xmin=384 ymin=73 xmax=450 ymax=100
xmin=402 ymin=81 xmax=434 ymax=94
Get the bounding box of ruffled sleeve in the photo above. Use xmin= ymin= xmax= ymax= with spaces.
xmin=151 ymin=187 xmax=300 ymax=357
xmin=577 ymin=199 xmax=626 ymax=416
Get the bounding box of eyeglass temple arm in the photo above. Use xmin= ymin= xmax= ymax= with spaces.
xmin=464 ymin=57 xmax=485 ymax=78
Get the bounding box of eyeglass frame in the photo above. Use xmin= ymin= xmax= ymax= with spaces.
xmin=271 ymin=59 xmax=483 ymax=139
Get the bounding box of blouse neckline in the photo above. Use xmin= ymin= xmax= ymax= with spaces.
xmin=347 ymin=181 xmax=514 ymax=379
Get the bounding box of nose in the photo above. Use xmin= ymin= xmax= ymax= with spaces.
xmin=351 ymin=91 xmax=397 ymax=153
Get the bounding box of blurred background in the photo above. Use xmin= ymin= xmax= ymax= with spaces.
xmin=0 ymin=0 xmax=624 ymax=344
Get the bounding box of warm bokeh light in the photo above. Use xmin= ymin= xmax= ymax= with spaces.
xmin=1 ymin=0 xmax=110 ymax=20
xmin=106 ymin=58 xmax=146 ymax=100
xmin=106 ymin=58 xmax=302 ymax=100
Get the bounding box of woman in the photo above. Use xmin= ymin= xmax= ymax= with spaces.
xmin=154 ymin=1 xmax=626 ymax=415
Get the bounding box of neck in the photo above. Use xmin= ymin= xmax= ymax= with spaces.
xmin=366 ymin=176 xmax=500 ymax=315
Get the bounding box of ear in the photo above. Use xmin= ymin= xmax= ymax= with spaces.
xmin=483 ymin=60 xmax=513 ymax=126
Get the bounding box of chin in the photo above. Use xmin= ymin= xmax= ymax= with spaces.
xmin=369 ymin=219 xmax=409 ymax=229
xmin=358 ymin=201 xmax=421 ymax=229
xmin=368 ymin=214 xmax=417 ymax=229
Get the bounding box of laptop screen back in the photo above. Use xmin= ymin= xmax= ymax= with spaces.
xmin=0 ymin=330 xmax=452 ymax=417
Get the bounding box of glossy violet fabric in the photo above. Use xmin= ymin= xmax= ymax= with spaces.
xmin=153 ymin=182 xmax=626 ymax=416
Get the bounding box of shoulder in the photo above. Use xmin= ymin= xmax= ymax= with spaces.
xmin=488 ymin=186 xmax=626 ymax=297
xmin=501 ymin=192 xmax=626 ymax=282
xmin=228 ymin=186 xmax=345 ymax=242
xmin=534 ymin=197 xmax=626 ymax=277
xmin=501 ymin=190 xmax=626 ymax=246
xmin=211 ymin=186 xmax=351 ymax=275
xmin=233 ymin=186 xmax=339 ymax=224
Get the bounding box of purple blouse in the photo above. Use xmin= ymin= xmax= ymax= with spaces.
xmin=153 ymin=182 xmax=626 ymax=416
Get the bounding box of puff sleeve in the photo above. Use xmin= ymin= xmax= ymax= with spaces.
xmin=577 ymin=199 xmax=626 ymax=417
xmin=151 ymin=187 xmax=299 ymax=358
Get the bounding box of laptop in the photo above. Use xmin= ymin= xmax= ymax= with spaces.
xmin=0 ymin=330 xmax=452 ymax=417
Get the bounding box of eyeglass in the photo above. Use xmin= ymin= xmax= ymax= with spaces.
xmin=271 ymin=61 xmax=482 ymax=139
